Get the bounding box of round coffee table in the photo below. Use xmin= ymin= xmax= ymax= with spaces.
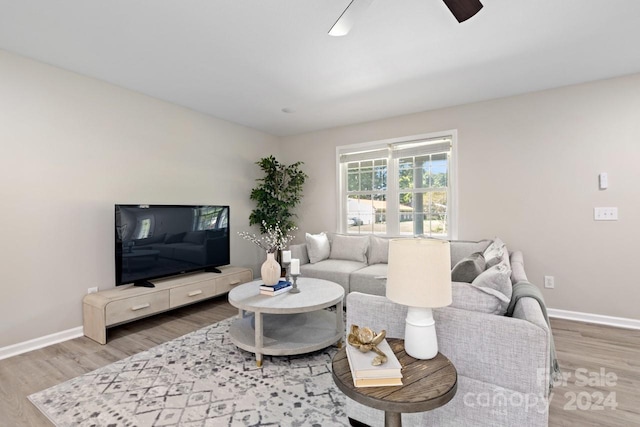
xmin=228 ymin=277 xmax=344 ymax=367
xmin=332 ymin=338 xmax=457 ymax=427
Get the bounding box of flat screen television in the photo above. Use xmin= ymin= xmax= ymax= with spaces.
xmin=115 ymin=204 xmax=230 ymax=287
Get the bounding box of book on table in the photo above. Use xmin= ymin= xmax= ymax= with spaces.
xmin=346 ymin=338 xmax=403 ymax=387
xmin=260 ymin=285 xmax=292 ymax=296
xmin=259 ymin=280 xmax=291 ymax=291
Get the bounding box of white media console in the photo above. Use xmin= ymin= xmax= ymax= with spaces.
xmin=83 ymin=266 xmax=253 ymax=344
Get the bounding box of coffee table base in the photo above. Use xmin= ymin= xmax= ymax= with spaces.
xmin=229 ymin=309 xmax=343 ymax=366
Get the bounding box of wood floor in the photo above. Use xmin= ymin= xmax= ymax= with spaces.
xmin=0 ymin=298 xmax=638 ymax=426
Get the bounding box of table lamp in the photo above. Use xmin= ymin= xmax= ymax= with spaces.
xmin=386 ymin=239 xmax=452 ymax=359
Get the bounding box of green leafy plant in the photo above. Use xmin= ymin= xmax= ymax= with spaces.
xmin=249 ymin=155 xmax=307 ymax=234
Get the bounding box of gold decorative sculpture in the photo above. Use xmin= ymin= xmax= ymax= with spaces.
xmin=347 ymin=324 xmax=388 ymax=365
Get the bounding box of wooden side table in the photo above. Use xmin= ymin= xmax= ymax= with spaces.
xmin=332 ymin=338 xmax=457 ymax=427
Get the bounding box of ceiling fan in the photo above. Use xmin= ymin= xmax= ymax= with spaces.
xmin=328 ymin=0 xmax=483 ymax=36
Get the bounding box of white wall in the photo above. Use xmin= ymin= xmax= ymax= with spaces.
xmin=0 ymin=50 xmax=280 ymax=348
xmin=280 ymin=73 xmax=640 ymax=320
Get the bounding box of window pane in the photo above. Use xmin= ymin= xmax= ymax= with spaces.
xmin=360 ymin=171 xmax=374 ymax=191
xmin=348 ymin=172 xmax=359 ymax=191
xmin=399 ymin=158 xmax=413 ymax=189
xmin=430 ymin=153 xmax=448 ymax=188
xmin=347 ymin=195 xmax=387 ymax=234
xmin=347 ymin=159 xmax=388 ymax=192
xmin=374 ymin=160 xmax=387 ymax=190
xmin=398 ymin=191 xmax=448 ymax=236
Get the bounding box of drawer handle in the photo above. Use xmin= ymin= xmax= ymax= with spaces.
xmin=188 ymin=290 xmax=203 ymax=297
xmin=229 ymin=280 xmax=241 ymax=285
xmin=131 ymin=303 xmax=150 ymax=311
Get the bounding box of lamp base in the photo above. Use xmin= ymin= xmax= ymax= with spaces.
xmin=404 ymin=306 xmax=438 ymax=360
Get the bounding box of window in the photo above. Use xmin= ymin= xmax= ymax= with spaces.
xmin=337 ymin=131 xmax=456 ymax=238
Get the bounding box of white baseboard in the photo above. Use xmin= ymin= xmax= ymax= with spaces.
xmin=548 ymin=308 xmax=640 ymax=330
xmin=2 ymin=308 xmax=638 ymax=361
xmin=0 ymin=326 xmax=84 ymax=361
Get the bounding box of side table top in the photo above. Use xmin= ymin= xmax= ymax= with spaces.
xmin=228 ymin=277 xmax=344 ymax=314
xmin=332 ymin=338 xmax=457 ymax=414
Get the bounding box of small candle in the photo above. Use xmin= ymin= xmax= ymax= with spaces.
xmin=282 ymin=250 xmax=291 ymax=263
xmin=290 ymin=258 xmax=300 ymax=275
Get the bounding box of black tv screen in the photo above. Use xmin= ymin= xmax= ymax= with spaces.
xmin=115 ymin=204 xmax=230 ymax=286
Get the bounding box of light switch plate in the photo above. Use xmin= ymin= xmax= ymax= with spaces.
xmin=599 ymin=172 xmax=608 ymax=189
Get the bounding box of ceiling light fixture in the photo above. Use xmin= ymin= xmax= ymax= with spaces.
xmin=328 ymin=0 xmax=483 ymax=37
xmin=328 ymin=0 xmax=374 ymax=37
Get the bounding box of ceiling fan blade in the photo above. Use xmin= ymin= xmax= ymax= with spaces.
xmin=442 ymin=0 xmax=483 ymax=23
xmin=328 ymin=0 xmax=375 ymax=37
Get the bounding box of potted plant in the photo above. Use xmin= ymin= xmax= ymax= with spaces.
xmin=249 ymin=155 xmax=307 ymax=235
xmin=241 ymin=156 xmax=307 ymax=282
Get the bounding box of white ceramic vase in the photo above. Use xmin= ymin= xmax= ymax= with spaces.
xmin=261 ymin=252 xmax=281 ymax=286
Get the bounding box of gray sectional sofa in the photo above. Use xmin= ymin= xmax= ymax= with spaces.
xmin=290 ymin=233 xmax=552 ymax=427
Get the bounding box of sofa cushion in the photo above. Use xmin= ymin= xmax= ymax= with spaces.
xmin=450 ymin=282 xmax=507 ymax=315
xmin=368 ymin=235 xmax=390 ymax=265
xmin=330 ymin=234 xmax=369 ymax=263
xmin=451 ymin=252 xmax=486 ymax=283
xmin=450 ymin=240 xmax=492 ymax=268
xmin=300 ymin=259 xmax=366 ymax=293
xmin=350 ymin=264 xmax=388 ymax=296
xmin=305 ymin=232 xmax=331 ymax=264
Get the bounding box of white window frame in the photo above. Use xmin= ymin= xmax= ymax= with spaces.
xmin=336 ymin=130 xmax=458 ymax=239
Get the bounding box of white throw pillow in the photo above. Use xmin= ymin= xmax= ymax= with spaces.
xmin=483 ymin=237 xmax=510 ymax=268
xmin=329 ymin=234 xmax=369 ymax=263
xmin=305 ymin=232 xmax=331 ymax=264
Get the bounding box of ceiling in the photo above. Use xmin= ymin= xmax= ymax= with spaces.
xmin=2 ymin=1 xmax=640 ymax=137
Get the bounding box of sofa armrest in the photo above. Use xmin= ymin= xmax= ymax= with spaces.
xmin=346 ymin=292 xmax=551 ymax=397
xmin=290 ymin=243 xmax=310 ymax=265
xmin=509 ymin=250 xmax=528 ymax=284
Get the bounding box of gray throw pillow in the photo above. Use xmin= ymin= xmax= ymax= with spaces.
xmin=451 ymin=252 xmax=486 ymax=283
xmin=329 ymin=234 xmax=369 ymax=263
xmin=471 ymin=261 xmax=513 ymax=314
xmin=305 ymin=232 xmax=331 ymax=264
xmin=368 ymin=235 xmax=390 ymax=265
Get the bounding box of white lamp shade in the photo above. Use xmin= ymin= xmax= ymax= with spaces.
xmin=386 ymin=239 xmax=452 ymax=308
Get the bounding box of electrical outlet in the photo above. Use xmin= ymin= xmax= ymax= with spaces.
xmin=87 ymin=287 xmax=98 ymax=294
xmin=594 ymin=207 xmax=618 ymax=221
xmin=544 ymin=276 xmax=555 ymax=289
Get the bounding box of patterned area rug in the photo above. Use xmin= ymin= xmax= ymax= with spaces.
xmin=28 ymin=317 xmax=349 ymax=426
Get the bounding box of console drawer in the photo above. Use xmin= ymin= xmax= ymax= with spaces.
xmin=216 ymin=270 xmax=253 ymax=294
xmin=170 ymin=280 xmax=217 ymax=308
xmin=105 ymin=291 xmax=169 ymax=326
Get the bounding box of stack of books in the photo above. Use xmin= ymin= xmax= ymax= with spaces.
xmin=260 ymin=280 xmax=292 ymax=296
xmin=346 ymin=338 xmax=403 ymax=387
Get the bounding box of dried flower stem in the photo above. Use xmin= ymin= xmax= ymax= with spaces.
xmin=239 ymin=220 xmax=297 ymax=253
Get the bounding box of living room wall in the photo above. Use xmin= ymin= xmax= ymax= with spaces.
xmin=280 ymin=73 xmax=640 ymax=321
xmin=0 ymin=50 xmax=279 ymax=349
